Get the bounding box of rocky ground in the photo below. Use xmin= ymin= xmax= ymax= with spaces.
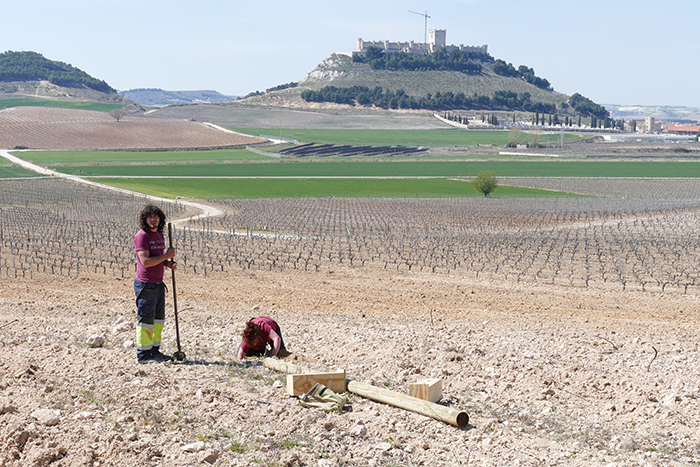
xmin=2 ymin=265 xmax=700 ymax=466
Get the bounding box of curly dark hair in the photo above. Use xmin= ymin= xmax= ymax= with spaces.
xmin=242 ymin=321 xmax=267 ymax=350
xmin=138 ymin=204 xmax=166 ymax=233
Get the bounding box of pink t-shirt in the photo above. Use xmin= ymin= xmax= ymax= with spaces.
xmin=240 ymin=316 xmax=280 ymax=353
xmin=134 ymin=229 xmax=165 ymax=283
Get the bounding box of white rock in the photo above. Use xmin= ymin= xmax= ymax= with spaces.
xmin=32 ymin=408 xmax=60 ymax=426
xmin=376 ymin=442 xmax=392 ymax=451
xmin=272 ymin=380 xmax=283 ymax=388
xmin=123 ymin=340 xmax=134 ymax=349
xmin=350 ymin=425 xmax=367 ymax=437
xmin=663 ymin=392 xmax=681 ymax=405
xmin=113 ymin=322 xmax=132 ymax=333
xmin=86 ymin=334 xmax=105 ymax=348
xmin=73 ymin=411 xmax=94 ymax=420
xmin=182 ymin=441 xmax=206 ymax=453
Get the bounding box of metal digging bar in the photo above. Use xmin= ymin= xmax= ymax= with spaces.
xmin=168 ymin=222 xmax=186 ymax=361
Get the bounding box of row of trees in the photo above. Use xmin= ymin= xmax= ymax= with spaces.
xmin=353 ymin=46 xmax=490 ymax=74
xmin=301 ymin=85 xmax=557 ymax=113
xmin=527 ymin=112 xmax=624 ymax=129
xmin=0 ymin=51 xmax=116 ymax=93
xmin=244 ymin=81 xmax=298 ymax=99
xmin=492 ymin=60 xmax=552 ymax=90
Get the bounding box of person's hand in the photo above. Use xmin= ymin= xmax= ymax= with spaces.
xmin=166 ymin=261 xmax=177 ymax=271
xmin=165 ymin=247 xmax=176 ymax=259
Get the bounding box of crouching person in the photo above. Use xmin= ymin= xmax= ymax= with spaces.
xmin=237 ymin=316 xmax=286 ymax=360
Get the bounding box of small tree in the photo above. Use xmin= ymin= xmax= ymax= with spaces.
xmin=472 ymin=171 xmax=498 ymax=197
xmin=507 ymin=128 xmax=525 ymax=147
xmin=109 ymin=108 xmax=127 ymax=122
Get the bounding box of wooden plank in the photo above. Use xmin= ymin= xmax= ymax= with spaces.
xmin=409 ymin=378 xmax=442 ymax=402
xmin=286 ymin=371 xmax=347 ymax=396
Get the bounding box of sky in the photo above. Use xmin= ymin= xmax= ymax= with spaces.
xmin=1 ymin=0 xmax=699 ymax=107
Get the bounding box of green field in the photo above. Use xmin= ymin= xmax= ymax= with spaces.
xmin=0 ymin=166 xmax=43 ymax=178
xmin=9 ymin=140 xmax=700 ymax=199
xmin=53 ymin=159 xmax=700 ymax=178
xmin=232 ymin=127 xmax=581 ymax=147
xmin=95 ymin=177 xmax=576 ymax=199
xmin=0 ymin=98 xmax=125 ymax=112
xmin=21 ymin=149 xmax=270 ymax=165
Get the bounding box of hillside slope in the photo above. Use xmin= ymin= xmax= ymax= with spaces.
xmin=0 ymin=80 xmax=129 ymax=104
xmin=0 ymin=51 xmax=128 ymax=104
xmin=301 ymin=54 xmax=567 ymax=105
xmin=241 ymin=53 xmax=571 ymax=112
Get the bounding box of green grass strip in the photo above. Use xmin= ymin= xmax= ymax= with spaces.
xmin=56 ymin=160 xmax=700 ymax=178
xmin=0 ymin=98 xmax=125 ymax=112
xmin=93 ymin=177 xmax=578 ymax=199
xmin=0 ymin=166 xmax=43 ymax=178
xmin=21 ymin=149 xmax=271 ymax=165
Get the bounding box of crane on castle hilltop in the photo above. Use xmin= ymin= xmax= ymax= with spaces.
xmin=408 ymin=10 xmax=430 ymax=55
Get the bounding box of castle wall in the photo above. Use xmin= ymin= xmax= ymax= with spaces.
xmin=355 ymin=29 xmax=487 ymax=56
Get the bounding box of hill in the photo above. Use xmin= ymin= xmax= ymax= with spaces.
xmin=240 ymin=53 xmax=607 ymax=119
xmin=0 ymin=51 xmax=128 ymax=105
xmin=0 ymin=50 xmax=115 ymax=93
xmin=119 ymin=88 xmax=237 ymax=106
xmin=605 ymin=104 xmax=700 ymax=123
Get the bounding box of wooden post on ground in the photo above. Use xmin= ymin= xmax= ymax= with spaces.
xmin=346 ymin=380 xmax=468 ymax=428
xmin=262 ymin=358 xmax=469 ymax=428
xmin=263 ymin=357 xmax=321 ymax=375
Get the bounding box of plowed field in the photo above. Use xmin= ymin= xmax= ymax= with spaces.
xmin=0 ymin=107 xmax=265 ymax=150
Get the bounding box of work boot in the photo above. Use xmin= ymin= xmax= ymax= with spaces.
xmin=137 ymin=348 xmax=168 ymax=364
xmin=151 ymin=347 xmax=173 ymax=362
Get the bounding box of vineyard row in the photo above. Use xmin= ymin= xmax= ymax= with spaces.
xmin=3 ymin=178 xmax=700 ymax=295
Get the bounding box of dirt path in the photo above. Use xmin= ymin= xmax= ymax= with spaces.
xmin=0 ymin=149 xmax=223 ymax=226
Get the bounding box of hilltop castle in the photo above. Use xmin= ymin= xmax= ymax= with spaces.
xmin=351 ymin=29 xmax=487 ymax=56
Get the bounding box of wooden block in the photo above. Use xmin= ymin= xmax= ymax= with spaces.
xmin=409 ymin=378 xmax=442 ymax=402
xmin=286 ymin=370 xmax=346 ymax=396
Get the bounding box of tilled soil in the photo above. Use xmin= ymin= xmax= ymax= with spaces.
xmin=0 ymin=107 xmax=265 ymax=150
xmin=2 ymin=266 xmax=700 ymax=466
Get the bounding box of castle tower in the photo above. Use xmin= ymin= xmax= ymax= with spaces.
xmin=429 ymin=29 xmax=446 ymax=48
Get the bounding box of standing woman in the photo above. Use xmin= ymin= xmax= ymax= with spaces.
xmin=134 ymin=204 xmax=177 ymax=364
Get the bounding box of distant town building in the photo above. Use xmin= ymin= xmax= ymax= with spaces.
xmin=644 ymin=116 xmax=656 ymax=134
xmin=352 ymin=29 xmax=487 ymax=57
xmin=664 ymin=124 xmax=700 ymax=135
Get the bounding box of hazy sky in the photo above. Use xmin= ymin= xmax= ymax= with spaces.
xmin=2 ymin=0 xmax=699 ymax=107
